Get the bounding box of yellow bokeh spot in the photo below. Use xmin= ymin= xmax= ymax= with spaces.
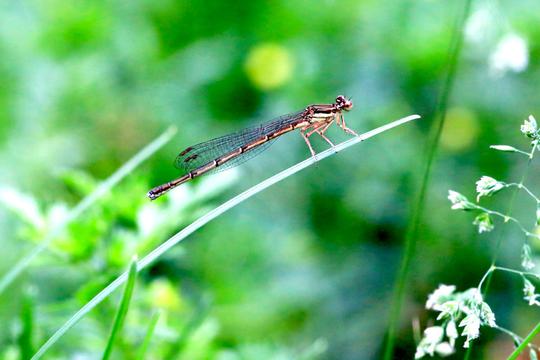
xmin=440 ymin=108 xmax=479 ymax=152
xmin=244 ymin=43 xmax=293 ymax=90
xmin=533 ymin=226 xmax=540 ymax=241
xmin=148 ymin=279 xmax=185 ymax=312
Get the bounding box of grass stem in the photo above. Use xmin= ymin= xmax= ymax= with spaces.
xmin=383 ymin=1 xmax=472 ymax=358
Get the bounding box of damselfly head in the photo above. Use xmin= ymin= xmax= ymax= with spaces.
xmin=336 ymin=95 xmax=353 ymax=111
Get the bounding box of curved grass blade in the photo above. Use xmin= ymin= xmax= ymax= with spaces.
xmin=136 ymin=311 xmax=161 ymax=360
xmin=102 ymin=257 xmax=138 ymax=360
xmin=0 ymin=126 xmax=177 ymax=295
xmin=31 ymin=114 xmax=421 ymax=360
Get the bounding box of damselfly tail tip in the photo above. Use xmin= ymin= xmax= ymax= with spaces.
xmin=147 ymin=190 xmax=159 ymax=201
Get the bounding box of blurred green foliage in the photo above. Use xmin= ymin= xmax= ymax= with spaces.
xmin=0 ymin=0 xmax=540 ymax=359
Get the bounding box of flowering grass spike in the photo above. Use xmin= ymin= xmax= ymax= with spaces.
xmin=521 ymin=115 xmax=538 ymax=139
xmin=447 ymin=191 xmax=475 ymax=210
xmin=418 ymin=116 xmax=540 ymax=358
xmin=475 ymin=176 xmax=505 ymax=202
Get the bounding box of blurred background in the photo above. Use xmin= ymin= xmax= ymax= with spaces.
xmin=0 ymin=0 xmax=539 ymax=359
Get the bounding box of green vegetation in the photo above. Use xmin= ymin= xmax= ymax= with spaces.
xmin=0 ymin=0 xmax=539 ymax=359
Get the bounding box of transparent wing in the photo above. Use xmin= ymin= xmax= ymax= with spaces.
xmin=174 ymin=111 xmax=304 ymax=174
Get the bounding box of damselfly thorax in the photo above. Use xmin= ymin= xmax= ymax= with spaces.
xmin=147 ymin=95 xmax=356 ymax=200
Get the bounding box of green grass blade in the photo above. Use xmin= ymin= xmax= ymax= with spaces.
xmin=136 ymin=312 xmax=160 ymax=360
xmin=18 ymin=291 xmax=35 ymax=359
xmin=31 ymin=114 xmax=420 ymax=360
xmin=507 ymin=321 xmax=540 ymax=360
xmin=0 ymin=126 xmax=177 ymax=295
xmin=102 ymin=257 xmax=138 ymax=360
xmin=382 ymin=1 xmax=472 ymax=359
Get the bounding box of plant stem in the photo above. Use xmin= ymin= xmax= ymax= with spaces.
xmin=493 ymin=266 xmax=539 ymax=279
xmin=472 ymin=204 xmax=540 ymax=239
xmin=382 ymin=2 xmax=472 ymax=358
xmin=495 ymin=325 xmax=522 ymax=345
xmin=478 ymin=265 xmax=539 ymax=293
xmin=478 ymin=266 xmax=496 ymax=292
xmin=505 ymin=183 xmax=540 ymax=203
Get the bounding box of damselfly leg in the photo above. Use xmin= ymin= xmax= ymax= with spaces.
xmin=338 ymin=113 xmax=358 ymax=136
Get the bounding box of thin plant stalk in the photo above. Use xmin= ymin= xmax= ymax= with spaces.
xmin=136 ymin=312 xmax=161 ymax=360
xmin=507 ymin=322 xmax=540 ymax=360
xmin=18 ymin=291 xmax=35 ymax=359
xmin=0 ymin=126 xmax=177 ymax=295
xmin=383 ymin=1 xmax=472 ymax=359
xmin=102 ymin=257 xmax=138 ymax=360
xmin=30 ymin=114 xmax=421 ymax=360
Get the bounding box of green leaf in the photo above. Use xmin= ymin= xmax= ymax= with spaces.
xmin=102 ymin=257 xmax=138 ymax=360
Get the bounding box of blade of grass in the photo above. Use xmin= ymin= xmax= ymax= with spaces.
xmin=102 ymin=257 xmax=138 ymax=360
xmin=507 ymin=321 xmax=540 ymax=360
xmin=18 ymin=291 xmax=35 ymax=359
xmin=31 ymin=114 xmax=421 ymax=360
xmin=382 ymin=1 xmax=472 ymax=358
xmin=136 ymin=311 xmax=161 ymax=360
xmin=165 ymin=297 xmax=209 ymax=358
xmin=0 ymin=126 xmax=177 ymax=295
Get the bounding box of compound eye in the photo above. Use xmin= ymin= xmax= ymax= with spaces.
xmin=342 ymin=97 xmax=353 ymax=110
xmin=336 ymin=95 xmax=346 ymax=103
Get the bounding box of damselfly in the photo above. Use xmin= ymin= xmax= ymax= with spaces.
xmin=147 ymin=95 xmax=356 ymax=200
